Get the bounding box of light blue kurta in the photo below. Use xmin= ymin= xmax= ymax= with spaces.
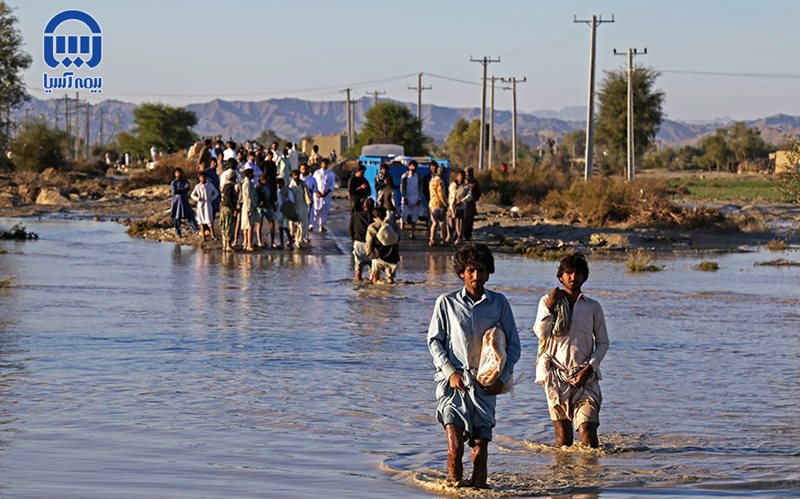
xmin=427 ymin=288 xmax=521 ymax=436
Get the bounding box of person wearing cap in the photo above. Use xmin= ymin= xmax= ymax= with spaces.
xmin=219 ymin=169 xmax=238 ymax=251
xmin=348 ymin=162 xmax=371 ymax=213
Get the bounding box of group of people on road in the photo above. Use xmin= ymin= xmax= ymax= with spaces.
xmin=169 ymin=139 xmax=338 ymax=251
xmin=428 ymin=247 xmax=609 ymax=489
xmin=347 ymin=159 xmax=484 ymax=284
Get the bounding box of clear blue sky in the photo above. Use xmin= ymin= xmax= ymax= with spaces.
xmin=11 ymin=0 xmax=800 ymax=121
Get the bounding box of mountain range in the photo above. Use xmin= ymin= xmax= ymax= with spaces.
xmin=13 ymin=96 xmax=800 ymax=150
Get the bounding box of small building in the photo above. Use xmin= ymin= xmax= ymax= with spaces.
xmin=303 ymin=134 xmax=347 ymax=162
xmin=770 ymin=150 xmax=800 ymax=173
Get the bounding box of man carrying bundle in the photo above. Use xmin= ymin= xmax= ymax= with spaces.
xmin=427 ymin=243 xmax=521 ymax=488
xmin=533 ymin=254 xmax=609 ymax=448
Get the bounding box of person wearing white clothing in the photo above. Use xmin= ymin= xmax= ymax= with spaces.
xmin=287 ymin=142 xmax=299 ymax=172
xmin=400 ymin=159 xmax=424 ymax=239
xmin=312 ymin=158 xmax=336 ymax=232
xmin=533 ymin=254 xmax=609 ymax=449
xmin=222 ymin=141 xmax=237 ymax=161
xmin=190 ymin=170 xmax=219 ymax=241
xmin=276 ymin=148 xmax=290 ymax=183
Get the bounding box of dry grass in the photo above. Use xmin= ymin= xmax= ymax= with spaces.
xmin=0 ymin=277 xmax=13 ymax=288
xmin=125 ymin=213 xmax=173 ymax=237
xmin=476 ymin=164 xmax=572 ymax=208
xmin=626 ymin=249 xmax=663 ymax=273
xmin=695 ymin=261 xmax=720 ymax=272
xmin=767 ymin=239 xmax=788 ymax=251
xmin=120 ymin=153 xmax=197 ymax=192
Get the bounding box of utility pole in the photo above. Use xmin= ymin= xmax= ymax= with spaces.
xmin=75 ymin=92 xmax=80 ymax=160
xmin=470 ymin=56 xmax=500 ymax=171
xmin=350 ymin=99 xmax=357 ymax=143
xmin=575 ymin=14 xmax=614 ymax=181
xmin=407 ymin=72 xmax=431 ymax=129
xmin=366 ymin=90 xmax=385 ymax=107
xmin=488 ymin=76 xmax=496 ymax=170
xmin=85 ymin=100 xmax=90 ymax=159
xmin=99 ymin=108 xmax=104 ymax=147
xmin=340 ymin=88 xmax=353 ymax=148
xmin=64 ymin=94 xmax=70 ymax=159
xmin=501 ymin=77 xmax=527 ymax=171
xmin=614 ymin=47 xmax=647 ymax=182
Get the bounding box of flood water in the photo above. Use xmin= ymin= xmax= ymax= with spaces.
xmin=0 ymin=217 xmax=798 ymax=498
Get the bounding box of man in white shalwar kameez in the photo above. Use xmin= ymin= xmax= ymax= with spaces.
xmin=533 ymin=254 xmax=609 ymax=448
xmin=191 ymin=171 xmax=219 ymax=240
xmin=312 ymin=158 xmax=336 ymax=232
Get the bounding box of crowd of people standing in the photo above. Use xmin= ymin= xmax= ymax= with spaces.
xmin=169 ymin=138 xmax=337 ymax=251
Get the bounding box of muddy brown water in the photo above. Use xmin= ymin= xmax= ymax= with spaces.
xmin=0 ymin=216 xmax=798 ymax=497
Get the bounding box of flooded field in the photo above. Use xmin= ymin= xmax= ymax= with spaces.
xmin=0 ymin=217 xmax=798 ymax=497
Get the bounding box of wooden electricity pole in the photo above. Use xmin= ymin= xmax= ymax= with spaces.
xmin=470 ymin=56 xmax=500 ymax=171
xmin=407 ymin=73 xmax=431 ymax=129
xmin=366 ymin=90 xmax=385 ymax=107
xmin=575 ymin=14 xmax=614 ymax=181
xmin=614 ymin=47 xmax=647 ymax=182
xmin=341 ymin=88 xmax=353 ymax=148
xmin=501 ymin=77 xmax=526 ymax=171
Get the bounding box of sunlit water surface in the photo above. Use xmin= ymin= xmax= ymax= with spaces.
xmin=0 ymin=217 xmax=798 ymax=498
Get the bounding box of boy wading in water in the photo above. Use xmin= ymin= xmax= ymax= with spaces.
xmin=427 ymin=243 xmax=521 ymax=488
xmin=534 ymin=254 xmax=609 ymax=448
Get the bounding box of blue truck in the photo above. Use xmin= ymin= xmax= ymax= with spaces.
xmin=358 ymin=144 xmax=450 ymax=204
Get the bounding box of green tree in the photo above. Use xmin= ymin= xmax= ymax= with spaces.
xmin=0 ymin=2 xmax=32 ymax=151
xmin=560 ymin=130 xmax=586 ymax=160
xmin=117 ymin=103 xmax=197 ymax=154
xmin=255 ymin=129 xmax=286 ymax=147
xmin=444 ymin=118 xmax=481 ymax=168
xmin=353 ymin=102 xmax=429 ymax=156
xmin=696 ymin=122 xmax=769 ymax=172
xmin=9 ymin=117 xmax=68 ymax=172
xmin=596 ymin=67 xmax=665 ymax=174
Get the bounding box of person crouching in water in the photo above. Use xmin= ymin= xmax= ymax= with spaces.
xmin=350 ymin=197 xmax=375 ymax=282
xmin=365 ymin=206 xmax=400 ymax=284
xmin=427 ymin=243 xmax=521 ymax=488
xmin=533 ymin=254 xmax=609 ymax=448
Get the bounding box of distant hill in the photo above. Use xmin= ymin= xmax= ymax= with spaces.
xmin=12 ymin=97 xmax=800 ymax=150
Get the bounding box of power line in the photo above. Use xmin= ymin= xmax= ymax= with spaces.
xmin=25 ymin=73 xmax=420 ymax=100
xmin=658 ymin=69 xmax=800 ymax=79
xmin=424 ymin=73 xmax=481 ymax=87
